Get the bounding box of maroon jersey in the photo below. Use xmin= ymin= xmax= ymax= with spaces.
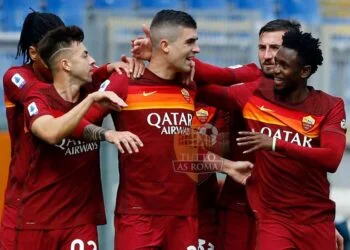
xmin=2 ymin=64 xmax=108 ymax=229
xmin=2 ymin=65 xmax=48 ymax=228
xmin=217 ymin=109 xmax=253 ymax=212
xmin=198 ymin=77 xmax=347 ymax=224
xmin=96 ymin=69 xmax=198 ymax=215
xmin=11 ymin=84 xmax=106 ymax=229
xmin=192 ymin=104 xmax=230 ymax=210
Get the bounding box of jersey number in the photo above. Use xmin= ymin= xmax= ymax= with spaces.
xmin=70 ymin=239 xmax=97 ymax=250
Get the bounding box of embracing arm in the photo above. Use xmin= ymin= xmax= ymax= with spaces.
xmin=30 ymin=91 xmax=125 ymax=144
xmin=194 ymin=58 xmax=262 ymax=86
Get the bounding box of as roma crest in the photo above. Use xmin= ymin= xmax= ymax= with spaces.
xmin=302 ymin=115 xmax=316 ymax=131
xmin=181 ymin=88 xmax=191 ymax=103
xmin=196 ymin=108 xmax=209 ymax=123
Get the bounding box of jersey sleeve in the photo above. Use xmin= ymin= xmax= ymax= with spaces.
xmin=23 ymin=89 xmax=53 ymax=130
xmin=196 ymin=81 xmax=258 ymax=111
xmin=91 ymin=64 xmax=109 ymax=91
xmin=194 ymin=58 xmax=262 ymax=86
xmin=321 ymin=99 xmax=347 ymax=135
xmin=276 ymin=100 xmax=347 ymax=173
xmin=71 ymin=72 xmax=129 ymax=138
xmin=3 ymin=68 xmax=39 ymax=104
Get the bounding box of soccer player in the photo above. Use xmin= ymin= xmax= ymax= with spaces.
xmin=192 ymin=104 xmax=231 ymax=249
xmin=75 ymin=10 xmax=253 ymax=250
xmin=198 ymin=29 xmax=347 ymax=250
xmin=132 ymin=19 xmax=345 ymax=250
xmin=0 ymin=25 xmax=128 ymax=250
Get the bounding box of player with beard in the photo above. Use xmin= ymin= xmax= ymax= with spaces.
xmin=72 ymin=10 xmax=254 ymax=250
xmin=196 ymin=28 xmax=346 ymax=250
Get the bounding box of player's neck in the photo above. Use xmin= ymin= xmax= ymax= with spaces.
xmin=148 ymin=58 xmax=177 ymax=80
xmin=278 ymin=85 xmax=310 ymax=104
xmin=53 ymin=74 xmax=81 ymax=103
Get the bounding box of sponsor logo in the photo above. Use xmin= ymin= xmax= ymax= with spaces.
xmin=147 ymin=112 xmax=193 ymax=135
xmin=195 ymin=108 xmax=209 ymax=123
xmin=28 ymin=102 xmax=39 ymax=116
xmin=259 ymin=105 xmax=274 ymax=112
xmin=302 ymin=115 xmax=316 ymax=131
xmin=260 ymin=126 xmax=313 ymax=148
xmin=98 ymin=79 xmax=110 ymax=91
xmin=181 ymin=88 xmax=191 ymax=102
xmin=341 ymin=119 xmax=346 ymax=130
xmin=11 ymin=73 xmax=26 ymax=88
xmin=55 ymin=138 xmax=99 ymax=156
xmin=142 ymin=90 xmax=157 ymax=97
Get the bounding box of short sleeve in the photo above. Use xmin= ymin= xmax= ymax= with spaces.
xmin=321 ymin=99 xmax=347 ymax=135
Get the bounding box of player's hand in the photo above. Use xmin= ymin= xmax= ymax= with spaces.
xmin=131 ymin=24 xmax=152 ymax=61
xmin=105 ymin=130 xmax=143 ymax=154
xmin=120 ymin=55 xmax=145 ymax=79
xmin=181 ymin=60 xmax=195 ymax=85
xmin=222 ymin=159 xmax=253 ymax=185
xmin=336 ymin=228 xmax=344 ymax=250
xmin=89 ymin=91 xmax=127 ymax=111
xmin=237 ymin=131 xmax=273 ymax=154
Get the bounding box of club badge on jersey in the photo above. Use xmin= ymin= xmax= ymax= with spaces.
xmin=302 ymin=115 xmax=316 ymax=131
xmin=11 ymin=73 xmax=26 ymax=88
xmin=28 ymin=102 xmax=39 ymax=116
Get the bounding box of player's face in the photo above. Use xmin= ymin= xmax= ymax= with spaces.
xmin=273 ymin=46 xmax=303 ymax=95
xmin=258 ymin=31 xmax=285 ymax=78
xmin=69 ymin=42 xmax=96 ymax=83
xmin=30 ymin=46 xmax=54 ymax=82
xmin=168 ymin=27 xmax=200 ymax=73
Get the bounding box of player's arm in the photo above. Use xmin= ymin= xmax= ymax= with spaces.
xmin=237 ymin=100 xmax=347 ymax=173
xmin=196 ymin=81 xmax=257 ymax=111
xmin=91 ymin=58 xmax=145 ymax=90
xmin=202 ymin=151 xmax=253 ymax=185
xmin=71 ymin=73 xmax=143 ymax=153
xmin=82 ymin=124 xmax=143 ymax=154
xmin=26 ymin=90 xmax=126 ymax=145
xmin=194 ymin=58 xmax=261 ymax=86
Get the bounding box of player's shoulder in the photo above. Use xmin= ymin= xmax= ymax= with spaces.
xmin=3 ymin=65 xmax=32 ymax=87
xmin=312 ymin=89 xmax=344 ymax=107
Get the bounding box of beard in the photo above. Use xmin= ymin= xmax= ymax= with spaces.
xmin=273 ymin=82 xmax=298 ymax=97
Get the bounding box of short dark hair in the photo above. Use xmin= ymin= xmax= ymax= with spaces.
xmin=37 ymin=25 xmax=84 ymax=70
xmin=282 ymin=30 xmax=323 ymax=75
xmin=259 ymin=19 xmax=301 ymax=36
xmin=16 ymin=11 xmax=64 ymax=64
xmin=150 ymin=9 xmax=197 ymax=31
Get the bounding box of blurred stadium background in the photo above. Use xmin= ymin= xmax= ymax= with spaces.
xmin=0 ymin=0 xmax=349 ymax=249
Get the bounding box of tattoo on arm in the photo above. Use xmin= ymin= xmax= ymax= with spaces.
xmin=83 ymin=124 xmax=107 ymax=141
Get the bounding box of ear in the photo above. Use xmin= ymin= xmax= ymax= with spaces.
xmin=301 ymin=65 xmax=311 ymax=79
xmin=28 ymin=46 xmax=38 ymax=61
xmin=61 ymin=58 xmax=71 ymax=72
xmin=160 ymin=39 xmax=169 ymax=54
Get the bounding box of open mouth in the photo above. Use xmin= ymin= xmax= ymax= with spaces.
xmin=274 ymin=77 xmax=284 ymax=87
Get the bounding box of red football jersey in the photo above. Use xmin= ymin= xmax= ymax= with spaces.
xmin=192 ymin=103 xmax=230 ymax=210
xmin=197 ymin=77 xmax=347 ymax=224
xmin=12 ymin=85 xmax=106 ymax=229
xmin=2 ymin=64 xmax=108 ymax=229
xmin=98 ymin=69 xmax=198 ymax=216
xmin=217 ymin=109 xmax=254 ymax=211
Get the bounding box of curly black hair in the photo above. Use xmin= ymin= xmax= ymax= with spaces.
xmin=282 ymin=30 xmax=323 ymax=75
xmin=16 ymin=11 xmax=64 ymax=64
